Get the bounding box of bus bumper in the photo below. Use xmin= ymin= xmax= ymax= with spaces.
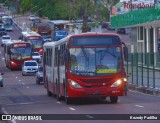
xmin=10 ymin=61 xmax=22 ymax=69
xmin=68 ymin=86 xmax=125 ymax=98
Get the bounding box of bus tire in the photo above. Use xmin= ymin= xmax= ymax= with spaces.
xmin=65 ymin=97 xmax=71 ymax=104
xmin=56 ymin=93 xmax=62 ymax=101
xmin=56 ymin=87 xmax=62 ymax=101
xmin=110 ymin=96 xmax=118 ymax=103
xmin=47 ymin=90 xmax=52 ymax=96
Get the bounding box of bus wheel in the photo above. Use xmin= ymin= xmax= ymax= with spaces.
xmin=56 ymin=94 xmax=62 ymax=101
xmin=47 ymin=90 xmax=52 ymax=96
xmin=56 ymin=88 xmax=62 ymax=101
xmin=110 ymin=96 xmax=118 ymax=103
xmin=65 ymin=97 xmax=71 ymax=104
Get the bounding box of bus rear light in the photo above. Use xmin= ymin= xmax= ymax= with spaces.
xmin=111 ymin=79 xmax=122 ymax=88
xmin=68 ymin=79 xmax=82 ymax=89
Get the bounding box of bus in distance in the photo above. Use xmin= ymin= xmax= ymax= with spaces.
xmin=4 ymin=40 xmax=32 ymax=69
xmin=21 ymin=31 xmax=43 ymax=55
xmin=2 ymin=16 xmax=13 ymax=31
xmin=43 ymin=33 xmax=128 ymax=104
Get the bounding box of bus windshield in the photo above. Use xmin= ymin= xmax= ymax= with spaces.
xmin=29 ymin=39 xmax=43 ymax=48
xmin=10 ymin=47 xmax=32 ymax=60
xmin=3 ymin=18 xmax=13 ymax=25
xmin=69 ymin=47 xmax=122 ymax=76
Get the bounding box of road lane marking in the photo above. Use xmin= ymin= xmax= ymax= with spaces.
xmin=57 ymin=101 xmax=61 ymax=104
xmin=1 ymin=107 xmax=17 ymax=123
xmin=85 ymin=115 xmax=94 ymax=119
xmin=18 ymin=80 xmax=21 ymax=82
xmin=69 ymin=107 xmax=76 ymax=111
xmin=26 ymin=86 xmax=29 ymax=88
xmin=135 ymin=105 xmax=144 ymax=108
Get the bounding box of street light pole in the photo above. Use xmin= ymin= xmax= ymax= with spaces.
xmin=34 ymin=8 xmax=43 ymax=16
xmin=130 ymin=0 xmax=132 ymax=12
xmin=31 ymin=6 xmax=37 ymax=12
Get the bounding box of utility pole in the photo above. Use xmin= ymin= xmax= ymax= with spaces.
xmin=130 ymin=0 xmax=132 ymax=12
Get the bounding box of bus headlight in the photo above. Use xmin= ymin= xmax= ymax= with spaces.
xmin=124 ymin=78 xmax=127 ymax=82
xmin=11 ymin=61 xmax=15 ymax=65
xmin=39 ymin=49 xmax=43 ymax=52
xmin=111 ymin=79 xmax=122 ymax=88
xmin=69 ymin=79 xmax=82 ymax=88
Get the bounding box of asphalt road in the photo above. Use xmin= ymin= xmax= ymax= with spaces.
xmin=0 ymin=7 xmax=160 ymax=123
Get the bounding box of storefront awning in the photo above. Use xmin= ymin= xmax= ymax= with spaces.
xmin=111 ymin=7 xmax=160 ymax=28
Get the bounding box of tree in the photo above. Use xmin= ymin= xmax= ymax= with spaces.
xmin=10 ymin=0 xmax=118 ymax=32
xmin=101 ymin=0 xmax=119 ymax=21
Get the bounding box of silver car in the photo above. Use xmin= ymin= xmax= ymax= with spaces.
xmin=22 ymin=60 xmax=38 ymax=76
xmin=0 ymin=73 xmax=4 ymax=87
xmin=36 ymin=66 xmax=43 ymax=84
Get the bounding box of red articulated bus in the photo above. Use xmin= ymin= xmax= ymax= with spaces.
xmin=4 ymin=40 xmax=32 ymax=70
xmin=43 ymin=33 xmax=128 ymax=104
xmin=21 ymin=31 xmax=43 ymax=55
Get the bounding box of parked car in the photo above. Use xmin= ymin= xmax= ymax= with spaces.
xmin=22 ymin=60 xmax=38 ymax=76
xmin=117 ymin=28 xmax=126 ymax=34
xmin=32 ymin=52 xmax=41 ymax=63
xmin=0 ymin=28 xmax=7 ymax=36
xmin=0 ymin=73 xmax=4 ymax=87
xmin=1 ymin=35 xmax=11 ymax=46
xmin=36 ymin=66 xmax=43 ymax=84
xmin=28 ymin=15 xmax=35 ymax=21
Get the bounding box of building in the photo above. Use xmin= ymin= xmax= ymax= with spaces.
xmin=111 ymin=2 xmax=160 ymax=89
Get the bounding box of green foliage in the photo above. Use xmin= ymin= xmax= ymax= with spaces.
xmin=5 ymin=0 xmax=118 ymax=31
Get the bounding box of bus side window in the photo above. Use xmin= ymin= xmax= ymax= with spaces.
xmin=62 ymin=44 xmax=66 ymax=65
xmin=60 ymin=45 xmax=63 ymax=66
xmin=43 ymin=51 xmax=46 ymax=65
xmin=54 ymin=47 xmax=58 ymax=67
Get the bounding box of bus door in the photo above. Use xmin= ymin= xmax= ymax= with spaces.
xmin=43 ymin=50 xmax=47 ymax=88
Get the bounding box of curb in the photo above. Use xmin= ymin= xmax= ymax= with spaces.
xmin=128 ymin=83 xmax=160 ymax=96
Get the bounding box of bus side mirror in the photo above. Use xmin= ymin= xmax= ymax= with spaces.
xmin=123 ymin=47 xmax=128 ymax=62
